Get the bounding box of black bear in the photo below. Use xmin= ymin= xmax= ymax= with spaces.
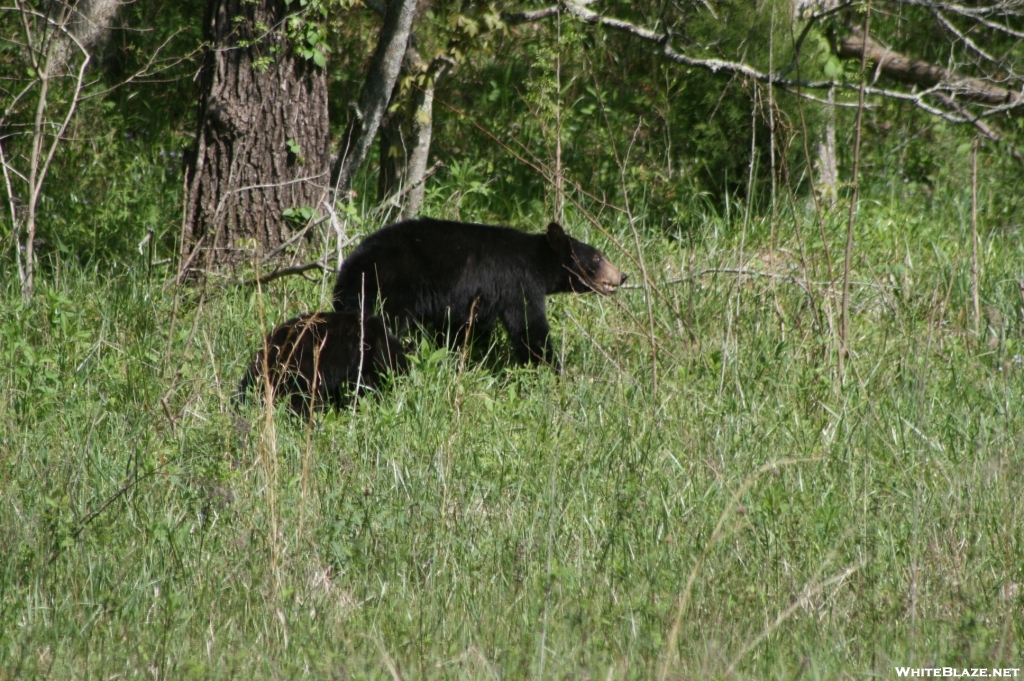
xmin=237 ymin=312 xmax=407 ymax=414
xmin=332 ymin=218 xmax=626 ymax=366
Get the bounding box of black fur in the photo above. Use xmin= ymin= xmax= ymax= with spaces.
xmin=237 ymin=312 xmax=407 ymax=414
xmin=332 ymin=218 xmax=626 ymax=366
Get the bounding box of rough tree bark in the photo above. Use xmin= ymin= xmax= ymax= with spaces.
xmin=181 ymin=0 xmax=330 ymax=275
xmin=330 ymin=0 xmax=417 ymax=198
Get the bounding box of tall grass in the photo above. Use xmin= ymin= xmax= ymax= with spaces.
xmin=1 ymin=192 xmax=1021 ymax=679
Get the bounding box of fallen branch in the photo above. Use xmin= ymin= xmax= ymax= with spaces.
xmin=836 ymin=27 xmax=1024 ymax=109
xmin=234 ymin=254 xmax=337 ymax=287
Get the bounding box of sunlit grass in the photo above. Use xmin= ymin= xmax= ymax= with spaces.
xmin=1 ymin=198 xmax=1021 ymax=678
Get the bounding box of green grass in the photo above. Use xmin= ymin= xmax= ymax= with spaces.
xmin=1 ymin=197 xmax=1022 ymax=679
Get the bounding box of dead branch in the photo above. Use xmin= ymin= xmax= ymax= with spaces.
xmin=895 ymin=0 xmax=1024 ymax=40
xmin=835 ymin=27 xmax=1024 ymax=109
xmin=503 ymin=6 xmax=561 ymax=25
xmin=509 ymin=1 xmax=1024 ymax=130
xmin=234 ymin=254 xmax=337 ymax=287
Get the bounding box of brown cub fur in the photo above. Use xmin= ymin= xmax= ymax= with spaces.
xmin=238 ymin=312 xmax=406 ymax=414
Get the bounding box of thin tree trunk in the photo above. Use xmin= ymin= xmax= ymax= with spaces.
xmin=402 ymin=56 xmax=451 ymax=219
xmin=376 ymin=44 xmax=451 ymax=219
xmin=331 ymin=0 xmax=417 ymax=198
xmin=6 ymin=1 xmax=90 ymax=299
xmin=375 ymin=45 xmax=418 ymax=208
xmin=182 ymin=0 xmax=330 ymax=275
xmin=816 ymin=85 xmax=838 ymax=207
xmin=48 ymin=0 xmax=120 ymax=68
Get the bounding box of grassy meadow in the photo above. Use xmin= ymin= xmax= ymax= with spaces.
xmin=1 ymin=187 xmax=1022 ymax=678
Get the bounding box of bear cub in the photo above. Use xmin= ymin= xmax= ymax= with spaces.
xmin=332 ymin=218 xmax=626 ymax=366
xmin=238 ymin=312 xmax=407 ymax=414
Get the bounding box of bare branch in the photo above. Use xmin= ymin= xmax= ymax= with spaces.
xmin=503 ymin=6 xmax=561 ymax=25
xmin=932 ymin=10 xmax=999 ymax=65
xmin=557 ymin=0 xmax=1022 ymax=126
xmin=0 ymin=79 xmax=39 ymax=129
xmin=782 ymin=87 xmax=876 ymax=107
xmin=80 ymin=30 xmax=203 ymax=101
xmin=791 ymin=2 xmax=855 ymax=58
xmin=932 ymin=91 xmax=1024 ymax=159
xmin=7 ymin=0 xmax=91 ymax=297
xmin=895 ymin=0 xmax=1024 ymax=39
xmin=0 ymin=139 xmax=24 ymax=286
xmin=234 ymin=254 xmax=336 ymax=287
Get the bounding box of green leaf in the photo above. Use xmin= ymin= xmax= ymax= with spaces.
xmin=312 ymin=49 xmax=326 ymax=68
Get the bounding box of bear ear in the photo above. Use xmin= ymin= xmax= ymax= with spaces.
xmin=546 ymin=222 xmax=570 ymax=253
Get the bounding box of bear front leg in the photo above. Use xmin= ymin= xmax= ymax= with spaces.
xmin=502 ymin=296 xmax=557 ymax=369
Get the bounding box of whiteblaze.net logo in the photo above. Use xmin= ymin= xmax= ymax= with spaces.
xmin=894 ymin=669 xmax=1020 ymax=678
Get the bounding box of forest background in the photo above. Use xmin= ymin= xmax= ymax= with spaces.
xmin=1 ymin=0 xmax=1022 ymax=677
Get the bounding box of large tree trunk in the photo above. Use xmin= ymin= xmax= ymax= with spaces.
xmin=182 ymin=0 xmax=330 ymax=275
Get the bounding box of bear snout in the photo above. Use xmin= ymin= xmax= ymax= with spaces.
xmin=593 ymin=259 xmax=626 ymax=294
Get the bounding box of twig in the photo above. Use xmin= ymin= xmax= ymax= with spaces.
xmin=49 ymin=454 xmax=173 ymax=566
xmin=370 ymin=159 xmax=445 ymax=218
xmin=971 ymin=138 xmax=981 ymax=336
xmin=264 ymin=213 xmax=332 ymax=260
xmin=932 ymin=92 xmax=1023 ymax=161
xmin=522 ymin=0 xmax=1024 ymax=129
xmin=620 ymin=267 xmax=892 ymax=292
xmin=724 ymin=566 xmax=859 ymax=675
xmin=233 ymin=254 xmax=337 ymax=287
xmin=790 ymin=2 xmax=855 ymax=59
xmin=840 ymin=2 xmax=871 ymax=380
xmin=0 ymin=139 xmax=23 ymax=285
xmin=352 ymin=274 xmax=367 ymax=418
xmin=895 ymin=0 xmax=1024 ymax=40
xmin=781 ymin=86 xmax=873 ymax=108
xmin=658 ymin=458 xmax=822 ymax=680
xmin=14 ymin=0 xmax=91 ymax=297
